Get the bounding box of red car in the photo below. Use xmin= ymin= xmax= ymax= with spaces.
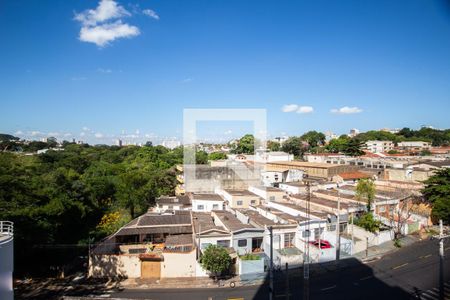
xmin=309 ymin=240 xmax=332 ymax=249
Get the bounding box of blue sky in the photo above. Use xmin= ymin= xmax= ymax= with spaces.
xmin=1 ymin=0 xmax=450 ymax=144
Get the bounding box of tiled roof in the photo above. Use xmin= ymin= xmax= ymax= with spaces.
xmin=337 ymin=171 xmax=371 ymax=180
xmin=213 ymin=211 xmax=255 ymax=232
xmin=191 ymin=193 xmax=225 ymax=201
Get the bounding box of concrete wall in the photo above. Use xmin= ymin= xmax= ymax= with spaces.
xmin=89 ymin=254 xmax=141 ymax=278
xmin=161 ymin=250 xmax=196 ymax=278
xmin=386 ymin=168 xmax=433 ymax=182
xmin=349 ymin=225 xmax=394 ymax=254
xmin=238 ymin=257 xmax=265 ymax=275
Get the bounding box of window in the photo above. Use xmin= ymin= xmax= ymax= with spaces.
xmin=237 ymin=200 xmax=243 ymax=206
xmin=217 ymin=240 xmax=230 ymax=248
xmin=284 ymin=232 xmax=295 ymax=248
xmin=250 ymin=200 xmax=256 ymax=205
xmin=269 ymin=196 xmax=275 ymax=201
xmin=238 ymin=239 xmax=247 ymax=247
xmin=212 ymin=204 xmax=219 ymax=210
xmin=314 ymin=228 xmax=324 ymax=240
xmin=301 ymin=230 xmax=310 ymax=238
xmin=197 ymin=205 xmax=204 ymax=210
xmin=378 ymin=206 xmax=386 ymax=213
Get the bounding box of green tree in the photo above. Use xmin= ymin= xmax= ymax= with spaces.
xmin=281 ymin=136 xmax=308 ymax=158
xmin=342 ymin=138 xmax=365 ymax=156
xmin=326 ymin=136 xmax=350 ymax=153
xmin=233 ymin=134 xmax=255 ymax=154
xmin=356 ymin=212 xmax=382 ymax=233
xmin=356 ymin=178 xmax=375 ymax=211
xmin=116 ymin=169 xmax=156 ymax=218
xmin=208 ymin=152 xmax=228 ymax=160
xmin=422 ymin=168 xmax=450 ymax=224
xmin=200 ymin=244 xmax=232 ymax=279
xmin=267 ymin=140 xmax=281 ymax=152
xmin=300 ymin=131 xmax=326 ymax=148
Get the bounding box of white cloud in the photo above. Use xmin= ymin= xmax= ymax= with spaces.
xmin=14 ymin=130 xmax=24 ymax=135
xmin=64 ymin=133 xmax=72 ymax=137
xmin=142 ymin=9 xmax=159 ymax=20
xmin=181 ymin=78 xmax=193 ymax=83
xmin=79 ymin=21 xmax=139 ymax=47
xmin=47 ymin=132 xmax=61 ymax=137
xmin=95 ymin=132 xmax=104 ymax=138
xmin=80 ymin=132 xmax=86 ymax=137
xmin=281 ymin=104 xmax=298 ymax=113
xmin=74 ymin=0 xmax=130 ymax=26
xmin=282 ymin=104 xmax=314 ymax=114
xmin=331 ymin=106 xmax=363 ymax=114
xmin=30 ymin=131 xmax=42 ymax=136
xmin=97 ymin=68 xmax=112 ymax=73
xmin=224 ymin=130 xmax=233 ymax=135
xmin=74 ymin=0 xmax=140 ymax=47
xmin=71 ymin=76 xmax=87 ymax=81
xmin=82 ymin=126 xmax=90 ymax=131
xmin=296 ymin=106 xmax=314 ymax=114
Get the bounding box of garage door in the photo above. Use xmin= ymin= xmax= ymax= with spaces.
xmin=141 ymin=261 xmax=161 ymax=279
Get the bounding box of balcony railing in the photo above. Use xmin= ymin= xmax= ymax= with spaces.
xmin=0 ymin=221 xmax=13 ymax=236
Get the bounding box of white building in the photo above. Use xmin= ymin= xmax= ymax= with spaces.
xmin=0 ymin=221 xmax=13 ymax=300
xmin=162 ymin=140 xmax=181 ymax=149
xmin=397 ymin=141 xmax=431 ymax=150
xmin=191 ymin=193 xmax=225 ymax=212
xmin=365 ymin=140 xmax=394 ymax=154
xmin=348 ymin=128 xmax=360 ymax=137
xmin=253 ymin=150 xmax=294 ymax=163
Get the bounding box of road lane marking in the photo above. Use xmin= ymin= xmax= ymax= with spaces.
xmin=392 ymin=263 xmax=408 ymax=270
xmin=360 ymin=276 xmax=373 ymax=281
xmin=419 ymin=254 xmax=432 ymax=259
xmin=321 ymin=285 xmax=337 ymax=291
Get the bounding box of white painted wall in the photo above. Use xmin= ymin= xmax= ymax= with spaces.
xmin=161 ymin=250 xmax=196 ymax=278
xmin=89 ymin=254 xmax=141 ymax=278
xmin=0 ymin=235 xmax=13 ymax=300
xmin=192 ymin=199 xmax=224 ymax=212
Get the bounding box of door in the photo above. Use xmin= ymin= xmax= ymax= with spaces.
xmin=141 ymin=261 xmax=161 ymax=279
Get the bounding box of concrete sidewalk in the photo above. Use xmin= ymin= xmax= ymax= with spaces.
xmin=354 ymin=234 xmax=420 ymax=262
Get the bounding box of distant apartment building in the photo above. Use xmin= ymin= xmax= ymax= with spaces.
xmin=162 ymin=140 xmax=181 ymax=149
xmin=397 ymin=141 xmax=431 ymax=151
xmin=348 ymin=128 xmax=360 ymax=137
xmin=365 ymin=140 xmax=394 ymax=153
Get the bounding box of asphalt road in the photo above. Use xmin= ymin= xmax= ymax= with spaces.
xmin=108 ymin=238 xmax=450 ymax=300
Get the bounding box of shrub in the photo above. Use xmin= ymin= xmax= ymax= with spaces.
xmin=200 ymin=245 xmax=232 ymax=279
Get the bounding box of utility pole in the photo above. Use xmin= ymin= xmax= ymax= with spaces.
xmin=365 ymin=237 xmax=369 ymax=258
xmin=269 ymin=226 xmax=274 ymax=300
xmin=439 ymin=220 xmax=444 ymax=300
xmin=285 ymin=262 xmax=289 ymax=300
xmin=303 ymin=182 xmax=311 ymax=300
xmin=336 ymin=184 xmax=341 ymax=262
xmin=351 ymin=211 xmax=354 ymax=255
xmin=435 ymin=219 xmax=450 ymax=300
